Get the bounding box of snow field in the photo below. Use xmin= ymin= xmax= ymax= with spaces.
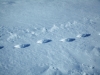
xmin=0 ymin=0 xmax=100 ymax=75
xmin=0 ymin=22 xmax=100 ymax=75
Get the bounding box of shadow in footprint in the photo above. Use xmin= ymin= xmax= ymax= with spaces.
xmin=20 ymin=44 xmax=30 ymax=48
xmin=42 ymin=39 xmax=52 ymax=43
xmin=81 ymin=34 xmax=91 ymax=37
xmin=0 ymin=46 xmax=4 ymax=49
xmin=66 ymin=38 xmax=75 ymax=42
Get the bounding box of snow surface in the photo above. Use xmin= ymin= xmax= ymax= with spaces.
xmin=0 ymin=0 xmax=100 ymax=75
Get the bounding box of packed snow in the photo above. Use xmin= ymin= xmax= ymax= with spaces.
xmin=0 ymin=0 xmax=100 ymax=75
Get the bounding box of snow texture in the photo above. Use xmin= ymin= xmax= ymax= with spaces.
xmin=0 ymin=0 xmax=100 ymax=75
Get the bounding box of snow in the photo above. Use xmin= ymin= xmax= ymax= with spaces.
xmin=0 ymin=0 xmax=100 ymax=75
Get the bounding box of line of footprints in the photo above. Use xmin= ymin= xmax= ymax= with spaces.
xmin=0 ymin=33 xmax=92 ymax=49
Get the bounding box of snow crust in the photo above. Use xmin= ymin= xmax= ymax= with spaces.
xmin=0 ymin=0 xmax=100 ymax=75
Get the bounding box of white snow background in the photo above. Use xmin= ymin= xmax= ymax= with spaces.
xmin=0 ymin=0 xmax=100 ymax=75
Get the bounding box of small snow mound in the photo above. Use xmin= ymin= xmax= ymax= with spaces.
xmin=37 ymin=40 xmax=43 ymax=44
xmin=14 ymin=45 xmax=21 ymax=48
xmin=14 ymin=44 xmax=30 ymax=48
xmin=49 ymin=25 xmax=59 ymax=32
xmin=42 ymin=27 xmax=47 ymax=33
xmin=31 ymin=31 xmax=35 ymax=35
xmin=73 ymin=21 xmax=78 ymax=25
xmin=60 ymin=38 xmax=67 ymax=42
xmin=26 ymin=29 xmax=30 ymax=33
xmin=7 ymin=32 xmax=18 ymax=41
xmin=76 ymin=34 xmax=82 ymax=38
xmin=37 ymin=39 xmax=52 ymax=44
xmin=65 ymin=22 xmax=72 ymax=28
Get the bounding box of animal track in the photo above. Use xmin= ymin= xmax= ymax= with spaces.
xmin=77 ymin=34 xmax=91 ymax=38
xmin=14 ymin=44 xmax=30 ymax=48
xmin=0 ymin=46 xmax=4 ymax=49
xmin=81 ymin=34 xmax=91 ymax=37
xmin=60 ymin=38 xmax=75 ymax=42
xmin=37 ymin=39 xmax=52 ymax=44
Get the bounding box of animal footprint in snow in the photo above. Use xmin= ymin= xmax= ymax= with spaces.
xmin=76 ymin=34 xmax=91 ymax=38
xmin=81 ymin=34 xmax=91 ymax=37
xmin=0 ymin=46 xmax=4 ymax=49
xmin=37 ymin=39 xmax=52 ymax=44
xmin=60 ymin=38 xmax=75 ymax=42
xmin=14 ymin=44 xmax=30 ymax=48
